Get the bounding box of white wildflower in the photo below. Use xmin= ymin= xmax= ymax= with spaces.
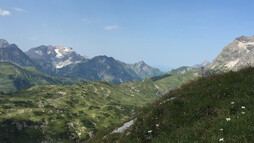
xmin=156 ymin=124 xmax=159 ymax=127
xmin=242 ymin=112 xmax=246 ymax=114
xmin=231 ymin=102 xmax=234 ymax=104
xmin=219 ymin=128 xmax=223 ymax=131
xmin=226 ymin=118 xmax=231 ymax=121
xmin=219 ymin=138 xmax=224 ymax=142
xmin=148 ymin=130 xmax=152 ymax=133
xmin=241 ymin=106 xmax=245 ymax=109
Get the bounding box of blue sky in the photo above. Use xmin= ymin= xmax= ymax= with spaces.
xmin=1 ymin=0 xmax=254 ymax=71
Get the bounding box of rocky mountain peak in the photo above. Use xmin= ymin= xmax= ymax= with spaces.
xmin=0 ymin=39 xmax=9 ymax=48
xmin=193 ymin=60 xmax=210 ymax=68
xmin=133 ymin=61 xmax=147 ymax=68
xmin=129 ymin=60 xmax=163 ymax=79
xmin=26 ymin=44 xmax=85 ymax=69
xmin=207 ymin=35 xmax=254 ymax=71
xmin=235 ymin=35 xmax=254 ymax=42
xmin=0 ymin=39 xmax=35 ymax=67
xmin=137 ymin=60 xmax=145 ymax=65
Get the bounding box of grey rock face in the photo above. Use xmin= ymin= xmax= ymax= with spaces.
xmin=207 ymin=35 xmax=254 ymax=71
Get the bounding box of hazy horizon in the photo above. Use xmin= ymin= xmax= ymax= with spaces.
xmin=1 ymin=0 xmax=254 ymax=69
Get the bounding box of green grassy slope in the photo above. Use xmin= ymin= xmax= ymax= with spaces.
xmin=0 ymin=79 xmax=161 ymax=143
xmin=0 ymin=62 xmax=85 ymax=93
xmin=153 ymin=66 xmax=198 ymax=93
xmin=106 ymin=67 xmax=254 ymax=143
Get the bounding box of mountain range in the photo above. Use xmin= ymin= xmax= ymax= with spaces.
xmin=0 ymin=39 xmax=163 ymax=86
xmin=56 ymin=56 xmax=163 ymax=84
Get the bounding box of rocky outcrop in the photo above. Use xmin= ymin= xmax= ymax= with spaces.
xmin=207 ymin=35 xmax=254 ymax=71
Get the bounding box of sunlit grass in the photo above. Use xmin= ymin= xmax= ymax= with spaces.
xmin=106 ymin=67 xmax=254 ymax=143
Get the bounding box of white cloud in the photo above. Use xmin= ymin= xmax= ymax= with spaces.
xmin=0 ymin=8 xmax=11 ymax=16
xmin=14 ymin=8 xmax=27 ymax=13
xmin=104 ymin=25 xmax=120 ymax=30
xmin=83 ymin=18 xmax=101 ymax=24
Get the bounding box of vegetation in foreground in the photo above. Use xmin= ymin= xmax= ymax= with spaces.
xmin=0 ymin=79 xmax=161 ymax=143
xmin=105 ymin=67 xmax=254 ymax=143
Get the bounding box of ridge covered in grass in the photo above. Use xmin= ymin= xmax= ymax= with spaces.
xmin=0 ymin=62 xmax=85 ymax=93
xmin=106 ymin=67 xmax=254 ymax=143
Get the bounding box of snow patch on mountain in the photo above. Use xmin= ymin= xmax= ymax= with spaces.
xmin=55 ymin=57 xmax=73 ymax=68
xmin=55 ymin=48 xmax=63 ymax=58
xmin=54 ymin=45 xmax=74 ymax=58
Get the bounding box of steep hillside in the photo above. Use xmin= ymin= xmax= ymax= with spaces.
xmin=0 ymin=62 xmax=85 ymax=93
xmin=153 ymin=66 xmax=198 ymax=92
xmin=106 ymin=67 xmax=254 ymax=143
xmin=208 ymin=35 xmax=254 ymax=71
